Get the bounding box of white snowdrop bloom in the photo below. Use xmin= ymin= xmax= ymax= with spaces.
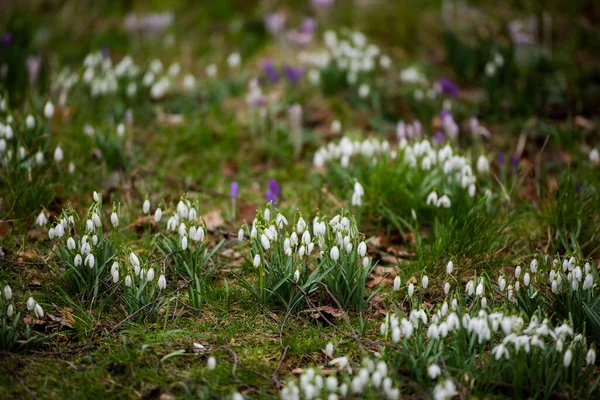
xmin=154 ymin=207 xmax=162 ymax=223
xmin=116 ymin=123 xmax=125 ymax=137
xmin=250 ymin=226 xmax=257 ymax=239
xmin=181 ymin=236 xmax=188 ymax=250
xmin=263 ymin=208 xmax=271 ymax=221
xmin=325 ymin=342 xmax=334 ymax=357
xmin=48 ymin=227 xmax=56 ymax=239
xmin=515 ymin=265 xmax=522 ymax=278
xmin=331 ymin=120 xmax=342 ymax=134
xmin=26 ymin=115 xmax=35 ymax=129
xmin=358 ymin=84 xmax=370 ymax=98
xmin=74 ymin=254 xmax=82 ymax=266
xmin=54 ymin=146 xmax=64 ymax=163
xmin=158 ymin=275 xmax=167 ymax=290
xmin=0 ymin=139 xmax=6 ymax=153
xmin=111 ymin=212 xmax=119 ymax=227
xmin=237 ymin=228 xmax=244 ymax=242
xmin=362 ymin=256 xmax=369 ymax=268
xmin=380 ymin=54 xmax=391 ymax=69
xmin=207 ymin=356 xmax=217 ymax=370
xmin=436 ymin=195 xmax=451 ymax=208
xmin=260 ymin=234 xmax=270 ymax=250
xmin=35 ymin=151 xmax=44 ymax=165
xmin=125 ymin=275 xmax=132 ymax=287
xmin=130 ymin=252 xmax=140 ymax=268
xmin=141 ymin=199 xmax=150 ymax=215
xmin=91 ymin=235 xmax=98 ymax=245
xmin=498 ymin=276 xmax=506 ymax=292
xmin=183 ymin=74 xmax=196 ymax=91
xmin=422 ymin=275 xmax=429 ymax=289
xmin=147 ymin=268 xmax=155 ymax=281
xmin=530 ymin=259 xmax=538 ymax=273
xmin=583 ymin=274 xmax=594 ymax=290
xmin=330 ymin=246 xmax=340 ymax=261
xmin=293 ymin=269 xmax=300 ymax=282
xmin=67 ymin=237 xmax=76 ymax=250
xmin=27 ymin=297 xmax=36 ymax=311
xmin=178 ymin=222 xmax=187 ymax=237
xmin=149 ymin=59 xmax=163 ymax=74
xmin=6 ymin=304 xmax=13 ymax=318
xmin=523 ymin=272 xmax=531 ymax=286
xmin=298 ymin=245 xmax=306 ymax=258
xmin=357 ymin=241 xmax=367 ymax=257
xmin=206 ymin=64 xmax=217 ymax=78
xmin=446 ymin=261 xmax=454 ymax=274
xmin=586 ymin=348 xmax=596 ymax=365
xmin=112 ymin=268 xmax=119 ymax=283
xmin=227 ymin=52 xmax=241 ymax=69
xmin=36 ymin=211 xmax=48 ymax=226
xmin=3 ymin=285 xmax=12 ymax=301
xmin=34 ymin=303 xmax=45 ymax=319
xmin=444 ymin=282 xmax=451 ymax=295
xmin=477 ymin=155 xmax=489 ymax=174
xmin=85 ymin=254 xmax=95 ymax=268
xmin=408 ymin=283 xmax=415 ymax=297
xmin=466 ymin=280 xmax=475 ymax=295
xmin=253 ymin=254 xmax=261 ymax=267
xmin=427 ymin=364 xmax=441 ymax=379
xmin=485 ymin=62 xmax=496 ymax=77
xmin=590 ymin=149 xmax=599 ymax=163
xmin=68 ymin=162 xmax=75 ymax=174
xmin=426 ymin=191 xmax=438 ymax=206
xmin=563 ymin=348 xmax=573 ymax=368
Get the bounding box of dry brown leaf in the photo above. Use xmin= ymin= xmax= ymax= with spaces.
xmin=311 ymin=306 xmax=344 ymax=320
xmin=28 ymin=228 xmax=47 ymax=240
xmin=47 ymin=313 xmax=73 ymax=328
xmin=202 ymin=210 xmax=224 ymax=230
xmin=24 ymin=315 xmax=46 ymax=325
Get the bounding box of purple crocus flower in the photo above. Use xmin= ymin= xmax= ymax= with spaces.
xmin=497 ymin=151 xmax=505 ymax=166
xmin=439 ymin=108 xmax=452 ymax=120
xmin=230 ymin=181 xmax=239 ymax=199
xmin=300 ymin=18 xmax=317 ymax=35
xmin=283 ymin=65 xmax=303 ymax=85
xmin=439 ymin=77 xmax=459 ymax=97
xmin=263 ymin=60 xmax=279 ymax=83
xmin=269 ymin=178 xmax=280 ymax=198
xmin=511 ymin=155 xmax=519 ymax=170
xmin=0 ymin=33 xmax=13 ymax=46
xmin=432 ymin=130 xmax=444 ymax=144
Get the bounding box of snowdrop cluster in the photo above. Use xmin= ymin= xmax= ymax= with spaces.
xmin=484 ymin=52 xmax=505 ymax=77
xmin=298 ymin=29 xmax=392 ymax=95
xmin=280 ymin=356 xmax=401 ymax=400
xmin=313 ymin=137 xmax=390 ymax=169
xmin=164 ymin=197 xmax=206 ymax=250
xmin=1 ymin=284 xmax=15 ymax=319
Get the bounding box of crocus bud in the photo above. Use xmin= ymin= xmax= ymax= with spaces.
xmin=158 ymin=275 xmax=167 ymax=290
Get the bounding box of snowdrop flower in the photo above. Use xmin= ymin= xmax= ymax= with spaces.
xmin=154 ymin=207 xmax=162 ymax=223
xmin=422 ymin=275 xmax=429 ymax=289
xmin=181 ymin=236 xmax=188 ymax=250
xmin=446 ymin=261 xmax=453 ymax=274
xmin=67 ymin=237 xmax=76 ymax=250
xmin=331 ymin=120 xmax=341 ymax=134
xmin=227 ymin=52 xmax=241 ymax=69
xmin=27 ymin=297 xmax=36 ymax=310
xmin=393 ymin=276 xmax=401 ymax=291
xmin=515 ymin=265 xmax=522 ymax=279
xmin=260 ymin=234 xmax=270 ymax=250
xmin=444 ymin=282 xmax=451 ymax=295
xmin=330 ymin=246 xmax=340 ymax=261
xmin=130 ymin=252 xmax=140 ymax=268
xmin=74 ymin=254 xmax=82 ymax=266
xmin=326 ymin=342 xmax=334 ymax=357
xmin=158 ymin=275 xmax=167 ymax=290
xmin=498 ymin=276 xmax=506 ymax=292
xmin=523 ymin=272 xmax=530 ymax=286
xmin=43 ymin=101 xmax=55 ymax=119
xmin=583 ymin=274 xmax=593 ymax=290
xmin=143 ymin=199 xmax=150 ymax=214
xmin=408 ymin=283 xmax=415 ymax=297
xmin=427 ymin=364 xmax=441 ymax=379
xmin=530 ymin=259 xmax=538 ymax=273
xmin=207 ymin=356 xmax=217 ymax=370
xmin=92 ymin=213 xmax=101 ymax=228
xmin=357 ymin=241 xmax=367 ymax=257
xmin=125 ymin=275 xmax=132 ymax=287
xmin=436 ymin=195 xmax=451 ymax=208
xmin=3 ymin=285 xmax=12 ymax=301
xmin=586 ymin=348 xmax=596 ymax=365
xmin=26 ymin=115 xmax=35 ymax=129
xmin=34 ymin=303 xmax=45 ymax=318
xmin=477 ymin=155 xmax=489 ymax=174
xmin=36 ymin=211 xmax=48 ymax=226
xmin=85 ymin=254 xmax=95 ymax=268
xmin=54 ymin=146 xmax=64 ymax=163
xmin=293 ymin=269 xmax=300 ymax=282
xmin=48 ymin=227 xmax=56 ymax=239
xmin=112 ymin=268 xmax=119 ymax=283
xmin=147 ymin=268 xmax=155 ymax=281
xmin=111 ymin=211 xmax=119 ymax=227
xmin=563 ymin=348 xmax=573 ymax=368
xmin=358 ymin=84 xmax=370 ymax=98
xmin=253 ymin=254 xmax=261 ymax=267
xmin=590 ymin=149 xmax=599 ymax=163
xmin=237 ymin=228 xmax=244 ymax=242
xmin=426 ymin=191 xmax=438 ymax=206
xmin=466 ymin=280 xmax=475 ymax=295
xmin=7 ymin=304 xmax=13 ymax=317
xmin=433 ymin=379 xmax=457 ymax=400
